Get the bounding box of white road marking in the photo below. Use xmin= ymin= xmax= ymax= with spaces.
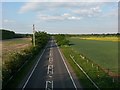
xmin=47 ymin=65 xmax=53 ymax=75
xmin=49 ymin=52 xmax=52 ymax=57
xmin=22 ymin=48 xmax=46 ymax=89
xmin=49 ymin=58 xmax=53 ymax=64
xmin=70 ymin=55 xmax=100 ymax=90
xmin=45 ymin=81 xmax=53 ymax=90
xmin=56 ymin=43 xmax=77 ymax=89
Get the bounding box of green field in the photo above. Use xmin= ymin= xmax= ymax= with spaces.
xmin=61 ymin=46 xmax=119 ymax=89
xmin=68 ymin=37 xmax=119 ymax=74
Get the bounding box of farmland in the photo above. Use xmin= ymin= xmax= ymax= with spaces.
xmin=2 ymin=38 xmax=32 ymax=62
xmin=77 ymin=36 xmax=120 ymax=42
xmin=67 ymin=36 xmax=119 ymax=75
xmin=2 ymin=32 xmax=50 ymax=88
xmin=61 ymin=46 xmax=119 ymax=89
xmin=58 ymin=35 xmax=119 ymax=89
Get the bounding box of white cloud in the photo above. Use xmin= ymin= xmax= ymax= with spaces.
xmin=68 ymin=16 xmax=82 ymax=20
xmin=38 ymin=15 xmax=64 ymax=21
xmin=37 ymin=13 xmax=82 ymax=21
xmin=18 ymin=2 xmax=104 ymax=13
xmin=19 ymin=2 xmax=40 ymax=13
xmin=73 ymin=6 xmax=101 ymax=17
xmin=3 ymin=19 xmax=15 ymax=23
xmin=18 ymin=2 xmax=118 ymax=22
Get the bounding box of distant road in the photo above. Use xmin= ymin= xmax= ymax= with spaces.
xmin=19 ymin=38 xmax=82 ymax=89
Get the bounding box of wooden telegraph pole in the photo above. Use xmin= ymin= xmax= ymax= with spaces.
xmin=33 ymin=24 xmax=35 ymax=47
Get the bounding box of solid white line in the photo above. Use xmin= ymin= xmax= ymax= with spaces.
xmin=56 ymin=43 xmax=77 ymax=89
xmin=22 ymin=48 xmax=46 ymax=89
xmin=70 ymin=55 xmax=100 ymax=90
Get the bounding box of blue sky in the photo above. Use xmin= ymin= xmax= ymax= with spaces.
xmin=1 ymin=1 xmax=118 ymax=34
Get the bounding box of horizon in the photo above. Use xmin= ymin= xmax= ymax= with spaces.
xmin=0 ymin=28 xmax=119 ymax=35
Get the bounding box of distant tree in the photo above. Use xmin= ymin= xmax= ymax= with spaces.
xmin=55 ymin=34 xmax=70 ymax=46
xmin=1 ymin=29 xmax=15 ymax=40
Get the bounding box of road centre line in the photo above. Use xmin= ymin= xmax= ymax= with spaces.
xmin=56 ymin=43 xmax=77 ymax=89
xmin=22 ymin=48 xmax=46 ymax=89
xmin=49 ymin=58 xmax=53 ymax=64
xmin=45 ymin=80 xmax=53 ymax=90
xmin=47 ymin=65 xmax=53 ymax=75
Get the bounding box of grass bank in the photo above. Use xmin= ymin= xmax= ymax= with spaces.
xmin=60 ymin=46 xmax=119 ymax=89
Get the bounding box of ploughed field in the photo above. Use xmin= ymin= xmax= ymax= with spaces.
xmin=68 ymin=36 xmax=119 ymax=75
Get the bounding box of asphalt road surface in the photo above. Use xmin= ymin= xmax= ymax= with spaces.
xmin=20 ymin=38 xmax=82 ymax=89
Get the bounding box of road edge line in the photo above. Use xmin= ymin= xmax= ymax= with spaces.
xmin=70 ymin=55 xmax=100 ymax=90
xmin=22 ymin=48 xmax=46 ymax=89
xmin=56 ymin=44 xmax=77 ymax=89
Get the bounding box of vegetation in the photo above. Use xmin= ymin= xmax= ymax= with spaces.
xmin=61 ymin=46 xmax=119 ymax=89
xmin=68 ymin=37 xmax=119 ymax=74
xmin=0 ymin=29 xmax=32 ymax=40
xmin=1 ymin=29 xmax=15 ymax=40
xmin=2 ymin=31 xmax=50 ymax=88
xmin=54 ymin=35 xmax=119 ymax=89
xmin=54 ymin=34 xmax=69 ymax=46
xmin=34 ymin=31 xmax=50 ymax=48
xmin=79 ymin=36 xmax=120 ymax=42
xmin=66 ymin=33 xmax=120 ymax=37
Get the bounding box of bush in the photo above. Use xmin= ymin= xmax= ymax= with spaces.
xmin=55 ymin=34 xmax=70 ymax=46
xmin=2 ymin=31 xmax=50 ymax=86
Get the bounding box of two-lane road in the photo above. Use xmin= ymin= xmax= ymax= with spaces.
xmin=20 ymin=38 xmax=82 ymax=89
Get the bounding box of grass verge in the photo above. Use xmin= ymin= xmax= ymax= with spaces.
xmin=60 ymin=46 xmax=119 ymax=89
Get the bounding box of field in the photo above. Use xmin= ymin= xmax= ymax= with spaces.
xmin=61 ymin=46 xmax=119 ymax=89
xmin=78 ymin=36 xmax=120 ymax=42
xmin=60 ymin=36 xmax=119 ymax=89
xmin=67 ymin=36 xmax=119 ymax=75
xmin=2 ymin=38 xmax=32 ymax=62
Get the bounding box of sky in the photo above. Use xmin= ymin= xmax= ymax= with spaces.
xmin=1 ymin=0 xmax=119 ymax=34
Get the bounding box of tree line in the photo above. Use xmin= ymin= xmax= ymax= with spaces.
xmin=0 ymin=29 xmax=32 ymax=40
xmin=65 ymin=33 xmax=120 ymax=37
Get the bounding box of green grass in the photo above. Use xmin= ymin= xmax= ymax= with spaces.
xmin=68 ymin=37 xmax=119 ymax=74
xmin=60 ymin=46 xmax=119 ymax=89
xmin=61 ymin=47 xmax=96 ymax=89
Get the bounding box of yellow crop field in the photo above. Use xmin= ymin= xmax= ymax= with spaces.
xmin=79 ymin=36 xmax=120 ymax=42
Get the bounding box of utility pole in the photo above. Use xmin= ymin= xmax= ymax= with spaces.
xmin=33 ymin=24 xmax=35 ymax=47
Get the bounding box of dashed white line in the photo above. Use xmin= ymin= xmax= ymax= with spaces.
xmin=49 ymin=57 xmax=53 ymax=64
xmin=47 ymin=65 xmax=53 ymax=75
xmin=45 ymin=81 xmax=53 ymax=90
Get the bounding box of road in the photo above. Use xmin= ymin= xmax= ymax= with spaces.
xmin=20 ymin=38 xmax=82 ymax=89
